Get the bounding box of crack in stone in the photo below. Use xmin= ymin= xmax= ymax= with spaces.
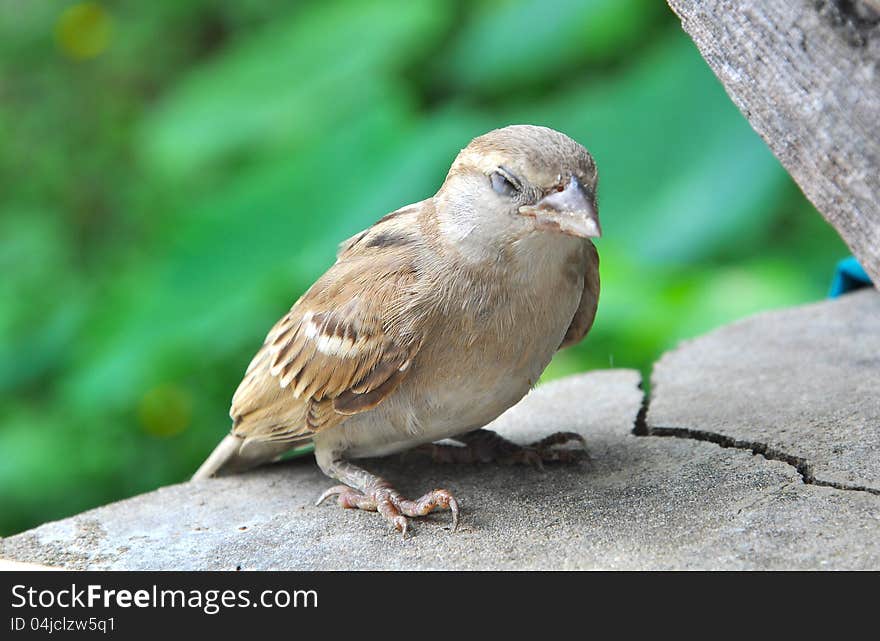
xmin=632 ymin=385 xmax=880 ymax=497
xmin=633 ymin=379 xmax=650 ymax=436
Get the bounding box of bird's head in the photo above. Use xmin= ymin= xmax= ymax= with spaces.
xmin=435 ymin=125 xmax=600 ymax=260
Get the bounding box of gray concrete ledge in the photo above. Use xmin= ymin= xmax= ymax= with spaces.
xmin=3 ymin=291 xmax=879 ymax=569
xmin=647 ymin=288 xmax=880 ymax=493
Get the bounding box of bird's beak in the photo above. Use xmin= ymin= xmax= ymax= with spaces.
xmin=518 ymin=175 xmax=601 ymax=239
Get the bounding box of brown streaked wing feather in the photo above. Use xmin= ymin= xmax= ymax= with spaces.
xmin=559 ymin=241 xmax=600 ymax=349
xmin=230 ymin=215 xmax=427 ymax=444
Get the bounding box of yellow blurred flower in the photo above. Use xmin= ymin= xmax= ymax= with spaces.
xmin=138 ymin=384 xmax=192 ymax=438
xmin=55 ymin=2 xmax=112 ymax=60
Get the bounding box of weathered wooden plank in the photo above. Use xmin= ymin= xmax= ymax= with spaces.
xmin=667 ymin=0 xmax=880 ymax=286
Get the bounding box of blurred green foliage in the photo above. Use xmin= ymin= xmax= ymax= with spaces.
xmin=0 ymin=0 xmax=847 ymax=536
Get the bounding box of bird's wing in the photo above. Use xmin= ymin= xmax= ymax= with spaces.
xmin=230 ymin=207 xmax=428 ymax=445
xmin=559 ymin=241 xmax=600 ymax=349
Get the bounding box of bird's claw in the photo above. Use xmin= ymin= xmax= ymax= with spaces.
xmin=519 ymin=431 xmax=590 ymax=467
xmin=316 ymin=484 xmax=459 ymax=535
xmin=315 ymin=485 xmax=352 ymax=507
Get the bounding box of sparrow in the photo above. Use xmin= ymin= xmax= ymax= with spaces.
xmin=194 ymin=124 xmax=602 ymax=534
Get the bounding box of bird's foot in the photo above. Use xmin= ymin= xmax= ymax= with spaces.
xmin=316 ymin=483 xmax=459 ymax=536
xmin=416 ymin=429 xmax=588 ymax=470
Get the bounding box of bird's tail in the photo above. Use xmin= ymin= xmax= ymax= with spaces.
xmin=192 ymin=434 xmax=294 ymax=480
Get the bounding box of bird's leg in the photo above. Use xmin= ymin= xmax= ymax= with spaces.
xmin=417 ymin=428 xmax=587 ymax=470
xmin=314 ymin=455 xmax=459 ymax=536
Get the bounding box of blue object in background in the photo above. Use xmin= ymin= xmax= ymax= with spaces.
xmin=829 ymin=257 xmax=872 ymax=298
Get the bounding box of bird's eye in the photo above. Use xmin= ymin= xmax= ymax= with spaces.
xmin=490 ymin=169 xmax=519 ymax=198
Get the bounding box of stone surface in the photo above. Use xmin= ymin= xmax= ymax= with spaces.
xmin=667 ymin=0 xmax=880 ymax=285
xmin=0 ymin=560 xmax=60 ymax=571
xmin=648 ymin=289 xmax=880 ymax=493
xmin=2 ymin=363 xmax=880 ymax=570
